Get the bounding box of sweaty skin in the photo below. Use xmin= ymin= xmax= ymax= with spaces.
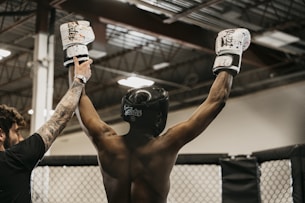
xmin=78 ymin=71 xmax=233 ymax=203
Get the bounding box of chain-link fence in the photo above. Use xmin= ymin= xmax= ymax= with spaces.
xmin=31 ymin=144 xmax=305 ymax=203
xmin=32 ymin=164 xmax=222 ymax=203
xmin=169 ymin=164 xmax=222 ymax=203
xmin=32 ymin=166 xmax=106 ymax=203
xmin=259 ymin=160 xmax=293 ymax=203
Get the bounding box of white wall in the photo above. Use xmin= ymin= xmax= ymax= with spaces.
xmin=50 ymin=81 xmax=305 ymax=156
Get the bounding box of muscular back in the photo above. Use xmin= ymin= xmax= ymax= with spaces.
xmin=97 ymin=134 xmax=177 ymax=203
xmin=79 ymin=71 xmax=234 ymax=203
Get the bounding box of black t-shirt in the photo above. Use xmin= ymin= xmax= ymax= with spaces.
xmin=0 ymin=133 xmax=45 ymax=203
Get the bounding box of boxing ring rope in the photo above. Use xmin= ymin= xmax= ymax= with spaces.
xmin=31 ymin=144 xmax=305 ymax=203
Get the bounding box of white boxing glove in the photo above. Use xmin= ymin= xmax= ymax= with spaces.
xmin=213 ymin=28 xmax=251 ymax=76
xmin=60 ymin=21 xmax=95 ymax=67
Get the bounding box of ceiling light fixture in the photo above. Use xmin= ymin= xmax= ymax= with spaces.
xmin=153 ymin=62 xmax=170 ymax=70
xmin=0 ymin=48 xmax=11 ymax=60
xmin=88 ymin=50 xmax=107 ymax=59
xmin=253 ymin=30 xmax=300 ymax=47
xmin=117 ymin=76 xmax=154 ymax=88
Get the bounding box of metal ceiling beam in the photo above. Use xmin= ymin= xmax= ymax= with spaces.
xmin=164 ymin=0 xmax=225 ymax=24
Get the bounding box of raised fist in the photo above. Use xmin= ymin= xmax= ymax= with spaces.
xmin=213 ymin=28 xmax=251 ymax=76
xmin=60 ymin=21 xmax=95 ymax=67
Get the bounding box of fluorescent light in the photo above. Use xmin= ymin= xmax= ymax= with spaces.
xmin=153 ymin=62 xmax=170 ymax=70
xmin=88 ymin=50 xmax=107 ymax=59
xmin=0 ymin=48 xmax=11 ymax=60
xmin=117 ymin=76 xmax=154 ymax=88
xmin=253 ymin=30 xmax=300 ymax=47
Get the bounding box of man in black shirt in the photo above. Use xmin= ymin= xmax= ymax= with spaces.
xmin=0 ymin=57 xmax=92 ymax=203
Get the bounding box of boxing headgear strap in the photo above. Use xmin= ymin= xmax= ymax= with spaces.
xmin=121 ymin=86 xmax=169 ymax=136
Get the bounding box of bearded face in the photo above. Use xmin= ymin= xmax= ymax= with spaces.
xmin=2 ymin=123 xmax=22 ymax=149
xmin=3 ymin=132 xmax=11 ymax=149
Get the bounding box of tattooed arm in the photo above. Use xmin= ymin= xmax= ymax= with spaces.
xmin=36 ymin=80 xmax=83 ymax=151
xmin=36 ymin=57 xmax=92 ymax=152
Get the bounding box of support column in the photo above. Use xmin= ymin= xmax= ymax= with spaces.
xmin=30 ymin=2 xmax=54 ymax=202
xmin=30 ymin=1 xmax=54 ymax=133
xmin=31 ymin=33 xmax=49 ymax=133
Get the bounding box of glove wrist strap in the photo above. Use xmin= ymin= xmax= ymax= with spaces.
xmin=64 ymin=44 xmax=89 ymax=67
xmin=213 ymin=54 xmax=241 ymax=76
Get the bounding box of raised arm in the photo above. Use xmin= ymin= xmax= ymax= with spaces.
xmin=79 ymin=89 xmax=117 ymax=141
xmin=66 ymin=55 xmax=117 ymax=149
xmin=66 ymin=57 xmax=117 ymax=148
xmin=36 ymin=57 xmax=92 ymax=152
xmin=165 ymin=28 xmax=251 ymax=149
xmin=179 ymin=71 xmax=233 ymax=140
xmin=61 ymin=20 xmax=117 ymax=147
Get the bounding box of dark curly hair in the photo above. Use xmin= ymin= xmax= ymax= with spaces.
xmin=0 ymin=104 xmax=26 ymax=136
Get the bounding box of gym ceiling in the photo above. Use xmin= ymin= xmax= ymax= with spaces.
xmin=0 ymin=0 xmax=304 ymax=133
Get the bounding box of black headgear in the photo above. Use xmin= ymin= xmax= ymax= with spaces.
xmin=121 ymin=86 xmax=169 ymax=136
